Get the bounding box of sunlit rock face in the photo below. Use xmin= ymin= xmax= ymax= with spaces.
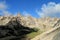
xmin=0 ymin=14 xmax=60 ymax=31
xmin=53 ymin=32 xmax=60 ymax=40
xmin=31 ymin=23 xmax=60 ymax=40
xmin=18 ymin=16 xmax=60 ymax=31
xmin=31 ymin=18 xmax=60 ymax=40
xmin=40 ymin=26 xmax=60 ymax=40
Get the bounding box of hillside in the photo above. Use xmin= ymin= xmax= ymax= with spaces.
xmin=0 ymin=14 xmax=59 ymax=31
xmin=0 ymin=14 xmax=60 ymax=40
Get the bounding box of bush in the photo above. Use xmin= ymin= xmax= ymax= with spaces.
xmin=33 ymin=27 xmax=39 ymax=32
xmin=26 ymin=27 xmax=43 ymax=39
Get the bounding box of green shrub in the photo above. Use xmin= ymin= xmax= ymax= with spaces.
xmin=26 ymin=27 xmax=43 ymax=39
xmin=33 ymin=27 xmax=39 ymax=32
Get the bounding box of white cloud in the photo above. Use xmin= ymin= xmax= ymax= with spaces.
xmin=0 ymin=2 xmax=7 ymax=10
xmin=0 ymin=1 xmax=12 ymax=16
xmin=36 ymin=2 xmax=60 ymax=18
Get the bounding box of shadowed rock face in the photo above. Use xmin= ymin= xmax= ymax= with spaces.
xmin=0 ymin=18 xmax=36 ymax=40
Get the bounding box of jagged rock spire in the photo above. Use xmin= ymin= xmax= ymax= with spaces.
xmin=17 ymin=12 xmax=22 ymax=17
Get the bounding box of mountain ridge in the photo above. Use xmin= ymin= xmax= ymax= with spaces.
xmin=0 ymin=13 xmax=60 ymax=31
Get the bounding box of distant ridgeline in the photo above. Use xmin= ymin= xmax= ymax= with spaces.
xmin=0 ymin=13 xmax=60 ymax=31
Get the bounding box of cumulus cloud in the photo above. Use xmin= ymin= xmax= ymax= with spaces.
xmin=0 ymin=1 xmax=12 ymax=16
xmin=0 ymin=2 xmax=7 ymax=10
xmin=36 ymin=2 xmax=60 ymax=18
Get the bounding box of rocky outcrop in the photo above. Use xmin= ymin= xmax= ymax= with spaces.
xmin=0 ymin=13 xmax=60 ymax=40
xmin=0 ymin=16 xmax=37 ymax=40
xmin=31 ymin=17 xmax=60 ymax=40
xmin=0 ymin=14 xmax=60 ymax=31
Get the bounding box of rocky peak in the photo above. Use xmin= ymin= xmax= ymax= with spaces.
xmin=0 ymin=14 xmax=60 ymax=31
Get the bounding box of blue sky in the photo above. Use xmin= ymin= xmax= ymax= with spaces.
xmin=0 ymin=0 xmax=60 ymax=18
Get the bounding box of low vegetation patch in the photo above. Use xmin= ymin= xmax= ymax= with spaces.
xmin=26 ymin=27 xmax=43 ymax=39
